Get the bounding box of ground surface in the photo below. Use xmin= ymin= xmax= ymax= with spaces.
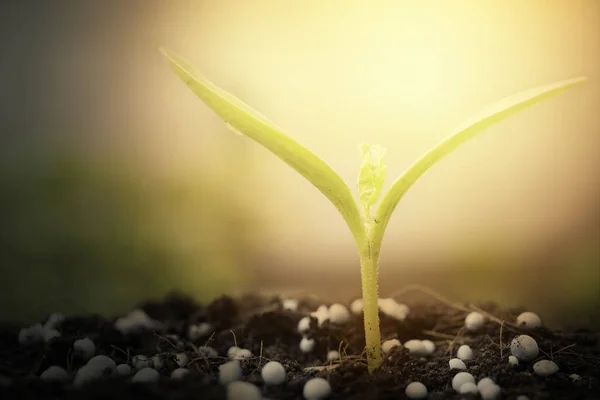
xmin=0 ymin=291 xmax=599 ymax=399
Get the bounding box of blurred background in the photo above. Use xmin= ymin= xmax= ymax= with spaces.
xmin=0 ymin=0 xmax=598 ymax=328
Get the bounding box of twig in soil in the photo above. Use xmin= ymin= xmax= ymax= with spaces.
xmin=336 ymin=341 xmax=345 ymax=362
xmin=304 ymin=364 xmax=340 ymax=372
xmin=553 ymin=343 xmax=576 ymax=356
xmin=277 ymin=290 xmax=322 ymax=301
xmin=205 ymin=331 xmax=216 ymax=345
xmin=387 ymin=284 xmax=472 ymax=313
xmin=189 ymin=332 xmax=218 ymax=370
xmin=66 ymin=348 xmax=73 ymax=373
xmin=252 ymin=341 xmax=265 ymax=374
xmin=468 ymin=304 xmax=519 ymax=331
xmin=188 ymin=354 xmax=228 ymax=372
xmin=340 ymin=343 xmax=353 ymax=360
xmin=432 ymin=314 xmax=466 ymax=332
xmin=387 ymin=284 xmax=523 ymax=335
xmin=153 ymin=331 xmax=185 ymax=352
xmin=349 ymin=348 xmax=370 ymax=368
xmin=484 ymin=334 xmax=505 ymax=355
xmin=546 ymin=343 xmax=578 ymax=361
xmin=445 ymin=327 xmax=466 ymax=356
xmin=424 ymin=330 xmax=471 ymax=345
xmin=230 ymin=330 xmax=238 ymax=348
xmin=110 ymin=345 xmax=131 ymax=362
xmin=31 ymin=349 xmax=46 ymax=375
xmin=559 ymin=351 xmax=599 ymax=360
xmin=539 ymin=348 xmax=552 ymax=360
xmin=500 ymin=321 xmax=504 ymax=359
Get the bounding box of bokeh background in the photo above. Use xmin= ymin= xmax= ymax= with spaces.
xmin=1 ymin=0 xmax=598 ymax=328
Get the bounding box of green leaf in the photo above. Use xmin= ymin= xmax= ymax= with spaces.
xmin=371 ymin=76 xmax=587 ymax=254
xmin=160 ymin=48 xmax=367 ymax=248
xmin=358 ymin=143 xmax=387 ymax=222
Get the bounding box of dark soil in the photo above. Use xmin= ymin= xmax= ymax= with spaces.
xmin=0 ymin=291 xmax=599 ymax=399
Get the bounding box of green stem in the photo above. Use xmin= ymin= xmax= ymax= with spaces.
xmin=359 ymin=237 xmax=382 ymax=373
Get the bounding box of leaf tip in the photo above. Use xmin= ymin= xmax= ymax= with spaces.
xmin=158 ymin=46 xmax=174 ymax=62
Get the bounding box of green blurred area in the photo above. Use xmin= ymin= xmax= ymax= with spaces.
xmin=0 ymin=139 xmax=258 ymax=323
xmin=442 ymin=235 xmax=600 ymax=328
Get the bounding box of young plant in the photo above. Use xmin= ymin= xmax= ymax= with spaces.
xmin=160 ymin=48 xmax=586 ymax=373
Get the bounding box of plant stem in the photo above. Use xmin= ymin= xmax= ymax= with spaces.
xmin=359 ymin=238 xmax=382 ymax=373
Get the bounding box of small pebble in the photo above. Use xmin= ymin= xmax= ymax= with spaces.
xmin=40 ymin=366 xmax=70 ymax=383
xmin=151 ymin=355 xmax=163 ymax=369
xmin=73 ymin=365 xmax=99 ymax=387
xmin=18 ymin=324 xmax=45 ymax=345
xmin=449 ymin=358 xmax=467 ymax=370
xmin=310 ymin=306 xmax=330 ymax=326
xmin=132 ymin=367 xmax=160 ymax=384
xmin=405 ymin=381 xmax=428 ymax=399
xmin=43 ymin=313 xmax=65 ymax=331
xmin=116 ymin=364 xmax=132 ymax=376
xmin=114 ymin=318 xmax=135 ymax=335
xmin=133 ymin=355 xmax=152 ymax=370
xmin=457 ymin=345 xmax=474 ymax=360
xmin=382 ymin=339 xmax=401 ymax=355
xmin=459 ymin=382 xmax=478 ymax=395
xmin=480 ymin=383 xmax=502 ymax=400
xmin=228 ymin=347 xmax=251 ymax=360
xmin=43 ymin=328 xmax=61 ymax=343
xmin=219 ymin=361 xmax=242 ymax=385
xmin=510 ymin=335 xmax=539 ymax=362
xmin=303 ymin=377 xmax=331 ymax=400
xmin=533 ymin=359 xmax=559 ymax=377
xmin=171 ymin=368 xmax=189 ymax=379
xmin=421 ymin=340 xmax=436 ymax=355
xmin=227 ymin=346 xmax=241 ymax=358
xmin=378 ymin=298 xmax=409 ymax=320
xmin=476 ymin=377 xmax=495 ymax=391
xmin=227 ymin=381 xmax=262 ymax=400
xmin=404 ymin=340 xmax=427 ymax=356
xmin=175 ymin=353 xmax=189 ymax=366
xmin=282 ymin=298 xmax=299 ymax=311
xmin=73 ymin=338 xmax=96 ymax=362
xmin=452 ymin=372 xmax=475 ymax=392
xmin=73 ymin=356 xmax=117 ymax=387
xmin=115 ymin=309 xmax=162 ymax=335
xmin=326 ymin=350 xmax=340 ymax=362
xmin=465 ymin=312 xmax=486 ymax=331
xmin=570 ymin=373 xmax=581 ymax=381
xmin=188 ymin=322 xmax=213 ymax=341
xmin=87 ymin=355 xmax=116 ymax=376
xmin=328 ymin=303 xmax=350 ymax=324
xmin=516 ymin=312 xmax=542 ymax=329
xmin=261 ymin=361 xmax=286 ymax=385
xmin=300 ymin=337 xmax=316 ymax=353
xmin=234 ymin=349 xmax=252 ymax=360
xmin=165 ymin=334 xmax=183 ymax=347
xmin=350 ymin=299 xmax=363 ymax=314
xmin=298 ymin=317 xmax=311 ymax=333
xmin=197 ymin=345 xmax=218 ymax=358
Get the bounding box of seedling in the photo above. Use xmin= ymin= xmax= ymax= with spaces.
xmin=160 ymin=48 xmax=586 ymax=373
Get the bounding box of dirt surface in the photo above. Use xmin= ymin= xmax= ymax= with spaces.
xmin=0 ymin=291 xmax=599 ymax=399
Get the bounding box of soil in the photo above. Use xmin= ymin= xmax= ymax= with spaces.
xmin=0 ymin=291 xmax=599 ymax=399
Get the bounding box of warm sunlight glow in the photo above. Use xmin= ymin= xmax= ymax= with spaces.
xmin=147 ymin=0 xmax=597 ymax=274
xmin=19 ymin=0 xmax=597 ymax=286
xmin=2 ymin=0 xmax=598 ymax=329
